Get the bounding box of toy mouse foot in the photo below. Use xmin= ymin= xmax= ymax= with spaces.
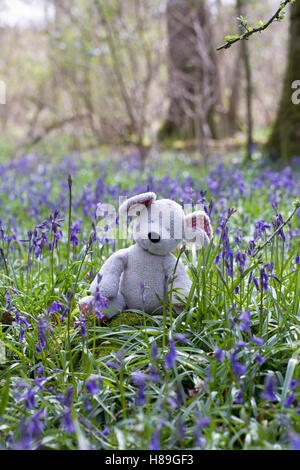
xmin=78 ymin=296 xmax=106 ymax=322
xmin=78 ymin=295 xmax=94 ymax=316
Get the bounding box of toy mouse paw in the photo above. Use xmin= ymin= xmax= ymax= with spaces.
xmin=78 ymin=295 xmax=94 ymax=316
xmin=78 ymin=295 xmax=109 ymax=324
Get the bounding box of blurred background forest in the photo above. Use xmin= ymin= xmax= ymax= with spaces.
xmin=0 ymin=0 xmax=299 ymax=164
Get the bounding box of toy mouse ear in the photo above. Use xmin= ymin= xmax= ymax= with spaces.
xmin=184 ymin=211 xmax=212 ymax=248
xmin=119 ymin=192 xmax=156 ymax=217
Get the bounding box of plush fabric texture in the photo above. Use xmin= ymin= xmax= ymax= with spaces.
xmin=79 ymin=193 xmax=212 ymax=319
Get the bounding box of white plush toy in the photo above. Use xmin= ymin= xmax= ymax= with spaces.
xmin=79 ymin=192 xmax=212 ymax=320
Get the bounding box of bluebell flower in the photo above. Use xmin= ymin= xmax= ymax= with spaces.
xmin=292 ymin=435 xmax=300 ymax=450
xmin=149 ymin=364 xmax=161 ymax=383
xmin=174 ymin=333 xmax=190 ymax=345
xmin=166 ymin=396 xmax=178 ymax=409
xmin=284 ymin=394 xmax=294 ymax=407
xmin=132 ymin=372 xmax=147 ymax=406
xmin=28 ymin=409 xmax=45 ymax=439
xmin=234 ymin=389 xmax=243 ymax=404
xmin=289 ymin=380 xmax=297 ymax=390
xmin=85 ymin=375 xmax=103 ymax=395
xmin=36 ymin=365 xmax=44 ymax=377
xmin=149 ymin=431 xmax=160 ymax=450
xmin=262 ymin=373 xmax=277 ymax=401
xmin=272 ymin=213 xmax=286 ymax=241
xmin=239 ymin=311 xmax=250 ymax=331
xmin=15 ymin=311 xmax=31 ymax=342
xmin=151 ymin=341 xmax=158 ymax=362
xmin=106 ymin=360 xmax=121 ymax=371
xmin=214 ymin=348 xmax=225 ymax=362
xmin=165 ymin=338 xmax=177 ymax=369
xmin=255 ymin=354 xmax=265 ymax=364
xmin=49 ymin=301 xmax=63 ymax=313
xmin=260 ymin=268 xmax=269 ymax=292
xmin=62 ymin=410 xmax=74 ymax=434
xmin=74 ymin=315 xmax=88 ymax=344
xmin=84 ymin=398 xmax=92 ymax=411
xmin=37 ymin=313 xmax=52 ymax=351
xmin=230 ymin=348 xmax=247 ymax=379
xmin=24 ymin=388 xmax=37 ymax=410
xmin=196 ymin=416 xmax=211 ymax=428
xmin=251 ymin=336 xmax=264 ymax=346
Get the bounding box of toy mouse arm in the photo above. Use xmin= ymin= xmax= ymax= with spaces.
xmin=90 ymin=249 xmax=128 ymax=299
xmin=163 ymin=255 xmax=192 ymax=302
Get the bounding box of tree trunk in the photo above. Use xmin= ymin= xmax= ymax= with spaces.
xmin=237 ymin=0 xmax=253 ymax=160
xmin=226 ymin=49 xmax=242 ymax=137
xmin=266 ymin=1 xmax=300 ymax=161
xmin=159 ymin=0 xmax=221 ymax=141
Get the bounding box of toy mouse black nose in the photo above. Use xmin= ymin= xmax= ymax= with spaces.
xmin=148 ymin=232 xmax=160 ymax=243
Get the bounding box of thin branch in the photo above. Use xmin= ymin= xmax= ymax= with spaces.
xmin=18 ymin=114 xmax=89 ymax=149
xmin=217 ymin=0 xmax=294 ymax=51
xmin=251 ymin=200 xmax=300 ymax=258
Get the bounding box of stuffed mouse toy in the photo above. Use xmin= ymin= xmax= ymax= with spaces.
xmin=79 ymin=192 xmax=212 ymax=320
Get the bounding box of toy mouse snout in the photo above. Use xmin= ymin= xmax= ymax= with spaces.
xmin=148 ymin=232 xmax=161 ymax=243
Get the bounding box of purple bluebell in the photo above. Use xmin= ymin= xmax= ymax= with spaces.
xmin=37 ymin=313 xmax=52 ymax=351
xmin=234 ymin=389 xmax=243 ymax=404
xmin=230 ymin=348 xmax=247 ymax=379
xmin=84 ymin=398 xmax=92 ymax=411
xmin=239 ymin=311 xmax=251 ymax=331
xmin=284 ymin=394 xmax=294 ymax=407
xmin=132 ymin=372 xmax=147 ymax=406
xmin=260 ymin=268 xmax=269 ymax=292
xmin=151 ymin=341 xmax=158 ymax=362
xmin=174 ymin=333 xmax=190 ymax=345
xmin=94 ymin=289 xmax=108 ymax=321
xmin=290 ymin=432 xmax=300 ymax=450
xmin=255 ymin=354 xmax=265 ymax=364
xmin=149 ymin=431 xmax=160 ymax=450
xmin=62 ymin=410 xmax=74 ymax=434
xmin=49 ymin=301 xmax=63 ymax=313
xmin=262 ymin=374 xmax=277 ymax=401
xmin=149 ymin=364 xmax=161 ymax=383
xmin=272 ymin=213 xmax=286 ymax=241
xmin=166 ymin=395 xmax=178 ymax=409
xmin=251 ymin=336 xmax=264 ymax=346
xmin=24 ymin=388 xmax=37 ymax=410
xmin=85 ymin=375 xmax=103 ymax=395
xmin=214 ymin=347 xmax=225 ymax=362
xmin=165 ymin=338 xmax=177 ymax=369
xmin=106 ymin=361 xmax=121 ymax=371
xmin=196 ymin=416 xmax=211 ymax=428
xmin=74 ymin=315 xmax=88 ymax=344
xmin=289 ymin=380 xmax=297 ymax=390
